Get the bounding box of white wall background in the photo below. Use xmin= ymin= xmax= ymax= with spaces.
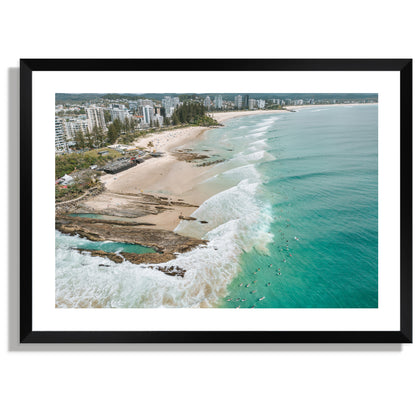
xmin=1 ymin=1 xmax=414 ymax=415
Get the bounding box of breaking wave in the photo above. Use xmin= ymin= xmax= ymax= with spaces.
xmin=55 ymin=116 xmax=276 ymax=308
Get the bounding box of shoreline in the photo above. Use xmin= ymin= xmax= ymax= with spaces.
xmin=57 ymin=103 xmax=376 ymax=264
xmin=211 ymin=103 xmax=376 ymax=122
xmin=211 ymin=109 xmax=288 ymax=122
xmin=286 ymin=102 xmax=377 ymax=110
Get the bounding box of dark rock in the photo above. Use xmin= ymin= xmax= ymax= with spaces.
xmin=75 ymin=249 xmax=177 ymax=265
xmin=173 ymin=152 xmax=210 ymax=162
xmin=150 ymin=265 xmax=187 ymax=278
xmin=197 ymin=159 xmax=225 ymax=167
xmin=57 ymin=215 xmax=205 ymax=254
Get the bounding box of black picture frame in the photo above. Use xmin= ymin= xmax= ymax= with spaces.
xmin=20 ymin=59 xmax=412 ymax=343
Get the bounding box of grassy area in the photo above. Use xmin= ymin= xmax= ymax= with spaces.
xmin=55 ymin=147 xmax=121 ymax=178
xmin=55 ymin=183 xmax=85 ymax=202
xmin=55 ymin=171 xmax=104 ymax=203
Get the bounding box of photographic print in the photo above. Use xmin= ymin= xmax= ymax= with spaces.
xmin=54 ymin=92 xmax=379 ymax=309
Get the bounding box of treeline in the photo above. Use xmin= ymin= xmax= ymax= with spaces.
xmin=73 ymin=117 xmax=138 ymax=150
xmin=169 ymin=102 xmax=218 ymax=126
xmin=56 ymin=108 xmax=86 ymax=117
xmin=73 ymin=126 xmax=106 ymax=150
xmin=107 ymin=117 xmax=136 ymax=144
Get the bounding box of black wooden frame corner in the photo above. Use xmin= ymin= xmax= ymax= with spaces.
xmin=19 ymin=59 xmax=412 ymax=343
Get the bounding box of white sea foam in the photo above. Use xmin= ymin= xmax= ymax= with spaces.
xmin=246 ymin=132 xmax=266 ymax=138
xmin=248 ymin=139 xmax=268 ymax=152
xmin=234 ymin=150 xmax=275 ymax=163
xmin=252 ymin=126 xmax=270 ymax=133
xmin=56 ymin=177 xmax=273 ymax=308
xmin=223 ymin=164 xmax=262 ymax=182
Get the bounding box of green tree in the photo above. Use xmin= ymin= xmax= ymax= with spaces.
xmin=92 ymin=125 xmax=106 ymax=147
xmin=112 ymin=118 xmax=123 ymax=134
xmin=172 ymin=113 xmax=180 ymax=125
xmin=107 ymin=123 xmax=118 ymax=144
xmin=103 ymin=110 xmax=112 ymax=123
xmin=74 ymin=130 xmax=85 ymax=150
xmin=85 ymin=131 xmax=94 ymax=148
xmin=123 ymin=117 xmax=130 ymax=133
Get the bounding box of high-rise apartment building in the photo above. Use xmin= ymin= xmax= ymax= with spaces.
xmin=234 ymin=95 xmax=243 ymax=109
xmin=214 ymin=95 xmax=223 ymax=109
xmin=162 ymin=96 xmax=180 ymax=118
xmin=110 ymin=108 xmax=131 ymax=122
xmin=86 ymin=106 xmax=107 ymax=132
xmin=55 ymin=116 xmax=67 ymax=153
xmin=142 ymin=105 xmax=154 ymax=125
xmin=248 ymin=99 xmax=257 ymax=110
xmin=204 ymin=96 xmax=212 ymax=108
xmin=243 ymin=95 xmax=249 ymax=108
xmin=65 ymin=119 xmax=90 ymax=139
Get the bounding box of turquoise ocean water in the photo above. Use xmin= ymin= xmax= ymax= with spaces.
xmin=56 ymin=105 xmax=378 ymax=308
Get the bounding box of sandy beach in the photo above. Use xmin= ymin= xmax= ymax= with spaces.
xmin=82 ymin=126 xmax=213 ymax=230
xmin=132 ymin=125 xmax=208 ymax=152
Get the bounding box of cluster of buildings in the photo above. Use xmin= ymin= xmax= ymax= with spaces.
xmin=271 ymin=98 xmax=312 ymax=106
xmin=55 ymin=106 xmax=107 ymax=153
xmin=54 ymin=93 xmax=315 ymax=153
xmin=231 ymin=95 xmax=266 ymax=110
xmin=55 ymin=98 xmax=169 ymax=153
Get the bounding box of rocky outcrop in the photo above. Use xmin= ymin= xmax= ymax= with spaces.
xmin=173 ymin=151 xmax=210 ymax=162
xmin=58 ymin=215 xmax=155 ymax=226
xmin=75 ymin=249 xmax=187 ymax=277
xmin=74 ymin=191 xmax=198 ymax=218
xmin=55 ymin=185 xmax=105 ymax=213
xmin=196 ymin=158 xmax=225 ymax=167
xmin=57 ymin=215 xmax=205 ymax=254
xmin=150 ymin=265 xmax=186 ymax=277
xmin=75 ymin=248 xmax=177 ymax=265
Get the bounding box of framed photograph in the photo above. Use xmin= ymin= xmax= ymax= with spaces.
xmin=20 ymin=59 xmax=412 ymax=343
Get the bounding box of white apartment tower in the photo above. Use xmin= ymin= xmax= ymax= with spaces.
xmin=110 ymin=108 xmax=131 ymax=122
xmin=234 ymin=95 xmax=243 ymax=109
xmin=248 ymin=99 xmax=257 ymax=110
xmin=86 ymin=106 xmax=107 ymax=132
xmin=162 ymin=96 xmax=180 ymax=118
xmin=214 ymin=95 xmax=223 ymax=109
xmin=204 ymin=96 xmax=212 ymax=109
xmin=65 ymin=119 xmax=90 ymax=139
xmin=55 ymin=116 xmax=67 ymax=153
xmin=142 ymin=105 xmax=154 ymax=125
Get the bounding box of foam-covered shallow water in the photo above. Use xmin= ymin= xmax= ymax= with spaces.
xmin=56 ymin=105 xmax=378 ymax=308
